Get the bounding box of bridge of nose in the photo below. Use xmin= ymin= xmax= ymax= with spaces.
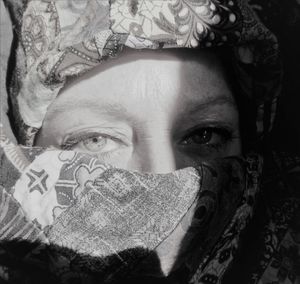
xmin=130 ymin=133 xmax=177 ymax=174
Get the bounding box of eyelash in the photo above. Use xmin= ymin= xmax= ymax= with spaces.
xmin=61 ymin=126 xmax=237 ymax=159
xmin=61 ymin=132 xmax=122 ymax=150
xmin=180 ymin=126 xmax=235 ymax=153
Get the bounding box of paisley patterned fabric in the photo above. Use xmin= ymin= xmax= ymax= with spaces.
xmin=1 ymin=0 xmax=300 ymax=284
xmin=4 ymin=0 xmax=281 ymax=145
xmin=0 ymin=126 xmax=261 ymax=283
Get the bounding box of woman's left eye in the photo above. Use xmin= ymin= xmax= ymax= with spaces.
xmin=181 ymin=128 xmax=213 ymax=145
xmin=179 ymin=127 xmax=233 ymax=153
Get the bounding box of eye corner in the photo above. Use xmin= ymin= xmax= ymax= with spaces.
xmin=177 ymin=124 xmax=237 ymax=158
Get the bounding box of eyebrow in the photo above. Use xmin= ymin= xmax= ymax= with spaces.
xmin=51 ymin=100 xmax=126 ymax=116
xmin=52 ymin=95 xmax=236 ymax=120
xmin=96 ymin=103 xmax=128 ymax=116
xmin=185 ymin=95 xmax=237 ymax=115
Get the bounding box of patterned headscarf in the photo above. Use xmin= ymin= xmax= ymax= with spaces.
xmin=0 ymin=1 xmax=288 ymax=284
xmin=5 ymin=0 xmax=281 ymax=146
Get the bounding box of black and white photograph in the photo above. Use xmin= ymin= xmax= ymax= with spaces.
xmin=0 ymin=0 xmax=299 ymax=283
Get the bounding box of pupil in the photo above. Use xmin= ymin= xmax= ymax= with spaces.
xmin=193 ymin=129 xmax=211 ymax=144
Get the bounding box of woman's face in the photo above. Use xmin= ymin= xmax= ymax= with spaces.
xmin=36 ymin=49 xmax=241 ymax=173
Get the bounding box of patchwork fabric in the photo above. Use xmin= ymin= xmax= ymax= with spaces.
xmin=0 ymin=126 xmax=261 ymax=283
xmin=4 ymin=0 xmax=281 ymax=145
xmin=1 ymin=1 xmax=299 ymax=284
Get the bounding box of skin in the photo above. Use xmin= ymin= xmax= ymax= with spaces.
xmin=35 ymin=49 xmax=241 ymax=173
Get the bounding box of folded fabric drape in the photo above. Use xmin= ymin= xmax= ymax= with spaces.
xmin=1 ymin=1 xmax=299 ymax=284
xmin=0 ymin=126 xmax=262 ymax=283
xmin=4 ymin=0 xmax=281 ymax=146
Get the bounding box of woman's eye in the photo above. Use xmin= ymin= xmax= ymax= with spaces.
xmin=64 ymin=135 xmax=121 ymax=154
xmin=182 ymin=129 xmax=213 ymax=145
xmin=179 ymin=127 xmax=233 ymax=155
xmin=82 ymin=136 xmax=110 ymax=152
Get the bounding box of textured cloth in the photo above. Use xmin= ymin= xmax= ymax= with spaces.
xmin=0 ymin=127 xmax=261 ymax=283
xmin=1 ymin=1 xmax=300 ymax=284
xmin=4 ymin=0 xmax=281 ymax=145
xmin=0 ymin=2 xmax=15 ymax=144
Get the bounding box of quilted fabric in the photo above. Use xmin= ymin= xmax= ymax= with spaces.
xmin=0 ymin=126 xmax=262 ymax=283
xmin=4 ymin=0 xmax=281 ymax=145
xmin=1 ymin=1 xmax=299 ymax=283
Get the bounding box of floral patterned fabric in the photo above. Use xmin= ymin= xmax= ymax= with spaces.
xmin=0 ymin=127 xmax=262 ymax=283
xmin=1 ymin=0 xmax=300 ymax=283
xmin=4 ymin=0 xmax=281 ymax=145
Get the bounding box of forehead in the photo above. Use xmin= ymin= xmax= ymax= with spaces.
xmin=46 ymin=49 xmax=234 ymax=121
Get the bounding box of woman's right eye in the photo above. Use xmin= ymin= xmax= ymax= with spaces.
xmin=62 ymin=134 xmax=123 ymax=155
xmin=81 ymin=136 xmax=110 ymax=152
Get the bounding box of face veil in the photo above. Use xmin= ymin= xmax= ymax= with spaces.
xmin=0 ymin=0 xmax=292 ymax=284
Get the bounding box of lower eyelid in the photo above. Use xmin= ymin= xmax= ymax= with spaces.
xmin=94 ymin=148 xmax=126 ymax=161
xmin=178 ymin=132 xmax=235 ymax=154
xmin=62 ymin=133 xmax=128 ymax=149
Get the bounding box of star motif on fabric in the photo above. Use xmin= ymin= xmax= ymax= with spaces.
xmin=26 ymin=169 xmax=49 ymax=195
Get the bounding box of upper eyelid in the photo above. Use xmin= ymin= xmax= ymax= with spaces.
xmin=185 ymin=126 xmax=230 ymax=135
xmin=175 ymin=123 xmax=235 ymax=141
xmin=61 ymin=132 xmax=101 ymax=148
xmin=61 ymin=132 xmax=127 ymax=150
xmin=62 ymin=128 xmax=131 ymax=144
xmin=180 ymin=128 xmax=232 ymax=145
